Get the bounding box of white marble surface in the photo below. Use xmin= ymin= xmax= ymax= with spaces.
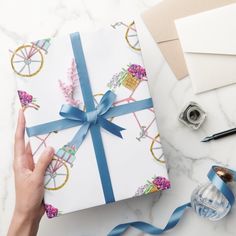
xmin=1 ymin=0 xmax=236 ymax=235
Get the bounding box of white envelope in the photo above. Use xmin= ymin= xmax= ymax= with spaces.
xmin=175 ymin=3 xmax=236 ymax=94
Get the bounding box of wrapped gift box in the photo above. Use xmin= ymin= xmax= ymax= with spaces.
xmin=11 ymin=22 xmax=170 ymax=217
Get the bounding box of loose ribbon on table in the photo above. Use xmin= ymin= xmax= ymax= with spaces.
xmin=26 ymin=32 xmax=154 ymax=204
xmin=108 ymin=165 xmax=236 ymax=236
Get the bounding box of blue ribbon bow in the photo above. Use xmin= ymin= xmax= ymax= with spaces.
xmin=60 ymin=90 xmax=125 ymax=149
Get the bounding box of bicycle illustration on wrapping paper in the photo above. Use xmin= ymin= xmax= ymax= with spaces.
xmin=10 ymin=38 xmax=51 ymax=77
xmin=107 ymin=64 xmax=165 ymax=164
xmin=111 ymin=21 xmax=141 ymax=51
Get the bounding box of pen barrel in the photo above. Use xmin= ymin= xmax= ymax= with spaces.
xmin=213 ymin=128 xmax=236 ymax=140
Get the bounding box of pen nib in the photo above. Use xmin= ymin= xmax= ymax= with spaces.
xmin=201 ymin=136 xmax=212 ymax=142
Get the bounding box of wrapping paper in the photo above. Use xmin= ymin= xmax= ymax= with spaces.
xmin=11 ymin=23 xmax=169 ymax=217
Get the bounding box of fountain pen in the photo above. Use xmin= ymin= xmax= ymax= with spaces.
xmin=202 ymin=127 xmax=236 ymax=142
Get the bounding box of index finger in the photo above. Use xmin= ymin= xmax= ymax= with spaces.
xmin=14 ymin=109 xmax=26 ymax=157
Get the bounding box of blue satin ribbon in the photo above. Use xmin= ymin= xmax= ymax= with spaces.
xmin=26 ymin=96 xmax=153 ymax=138
xmin=208 ymin=166 xmax=235 ymax=206
xmin=26 ymin=32 xmax=154 ymax=204
xmin=60 ymin=91 xmax=125 ymax=148
xmin=108 ymin=165 xmax=236 ymax=236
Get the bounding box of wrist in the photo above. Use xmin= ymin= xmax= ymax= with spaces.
xmin=7 ymin=210 xmax=42 ymax=236
xmin=13 ymin=202 xmax=45 ymax=221
xmin=14 ymin=209 xmax=42 ymax=223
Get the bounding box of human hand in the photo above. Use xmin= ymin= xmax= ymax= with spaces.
xmin=8 ymin=110 xmax=54 ymax=236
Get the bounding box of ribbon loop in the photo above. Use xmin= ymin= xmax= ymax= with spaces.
xmin=60 ymin=104 xmax=85 ymax=122
xmin=97 ymin=90 xmax=117 ymax=115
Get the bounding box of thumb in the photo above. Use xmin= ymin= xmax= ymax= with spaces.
xmin=34 ymin=147 xmax=54 ymax=177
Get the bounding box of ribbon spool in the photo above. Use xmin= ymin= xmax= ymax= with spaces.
xmin=191 ymin=166 xmax=234 ymax=221
xmin=108 ymin=165 xmax=236 ymax=236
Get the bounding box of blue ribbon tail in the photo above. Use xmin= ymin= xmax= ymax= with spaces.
xmin=107 ymin=203 xmax=191 ymax=236
xmin=68 ymin=123 xmax=90 ymax=148
xmin=98 ymin=117 xmax=125 ymax=138
xmin=108 ymin=166 xmax=236 ymax=236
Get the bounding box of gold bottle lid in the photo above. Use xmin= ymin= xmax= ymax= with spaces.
xmin=214 ymin=166 xmax=234 ymax=183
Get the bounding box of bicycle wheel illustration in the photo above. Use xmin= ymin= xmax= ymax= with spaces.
xmin=11 ymin=44 xmax=44 ymax=77
xmin=125 ymin=22 xmax=141 ymax=51
xmin=150 ymin=134 xmax=165 ymax=163
xmin=44 ymin=158 xmax=69 ymax=190
xmin=93 ymin=93 xmax=104 ymax=105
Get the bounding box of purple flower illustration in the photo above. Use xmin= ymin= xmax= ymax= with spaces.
xmin=44 ymin=204 xmax=59 ymax=218
xmin=127 ymin=64 xmax=146 ymax=80
xmin=152 ymin=177 xmax=171 ymax=190
xmin=17 ymin=90 xmax=40 ymax=110
xmin=18 ymin=90 xmax=34 ymax=106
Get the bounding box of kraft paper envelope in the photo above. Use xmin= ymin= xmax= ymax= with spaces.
xmin=175 ymin=3 xmax=236 ymax=94
xmin=142 ymin=0 xmax=236 ymax=80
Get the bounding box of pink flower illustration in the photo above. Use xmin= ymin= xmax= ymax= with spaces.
xmin=59 ymin=59 xmax=80 ymax=107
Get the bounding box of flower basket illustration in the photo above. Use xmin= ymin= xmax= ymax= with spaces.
xmin=121 ymin=64 xmax=146 ymax=91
